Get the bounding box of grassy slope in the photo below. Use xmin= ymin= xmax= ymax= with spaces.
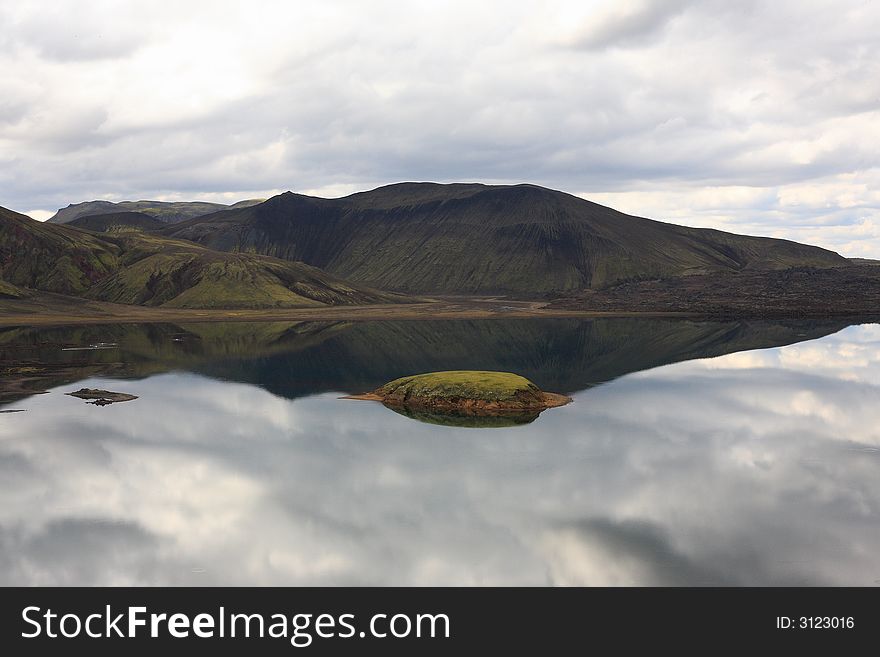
xmin=48 ymin=199 xmax=264 ymax=224
xmin=0 ymin=206 xmax=403 ymax=308
xmin=87 ymin=232 xmax=403 ymax=308
xmin=0 ymin=279 xmax=28 ymax=299
xmin=0 ymin=206 xmax=121 ymax=294
xmin=165 ymin=183 xmax=848 ymax=295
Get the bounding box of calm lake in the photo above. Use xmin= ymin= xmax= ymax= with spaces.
xmin=1 ymin=318 xmax=878 ymax=585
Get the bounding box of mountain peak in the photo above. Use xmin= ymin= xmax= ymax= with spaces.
xmin=163 ymin=182 xmax=848 ymax=295
xmin=47 ymin=199 xmax=264 ymax=225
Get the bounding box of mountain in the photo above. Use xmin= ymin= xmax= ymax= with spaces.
xmin=0 ymin=206 xmax=404 ymax=308
xmin=48 ymin=198 xmax=264 ymax=224
xmin=163 ymin=183 xmax=848 ymax=296
xmin=68 ymin=211 xmax=166 ymax=233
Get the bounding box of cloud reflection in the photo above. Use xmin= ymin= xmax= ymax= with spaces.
xmin=0 ymin=324 xmax=878 ymax=585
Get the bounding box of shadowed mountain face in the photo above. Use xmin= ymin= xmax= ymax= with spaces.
xmin=164 ymin=183 xmax=848 ymax=295
xmin=68 ymin=211 xmax=166 ymax=233
xmin=0 ymin=317 xmax=851 ymax=407
xmin=0 ymin=206 xmax=402 ymax=308
xmin=48 ymin=199 xmax=264 ymax=224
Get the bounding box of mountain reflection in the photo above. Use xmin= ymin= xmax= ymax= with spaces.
xmin=0 ymin=323 xmax=878 ymax=585
xmin=0 ymin=317 xmax=851 ymax=406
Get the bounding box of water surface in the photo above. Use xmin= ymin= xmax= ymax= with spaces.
xmin=1 ymin=318 xmax=878 ymax=585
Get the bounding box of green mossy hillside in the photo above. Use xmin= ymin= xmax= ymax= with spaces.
xmin=84 ymin=233 xmax=402 ymax=308
xmin=0 ymin=206 xmax=404 ymax=308
xmin=0 ymin=279 xmax=28 ymax=299
xmin=0 ymin=206 xmax=120 ymax=295
xmin=86 ymin=246 xmax=390 ymax=308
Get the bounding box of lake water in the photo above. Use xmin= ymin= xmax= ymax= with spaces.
xmin=1 ymin=318 xmax=878 ymax=585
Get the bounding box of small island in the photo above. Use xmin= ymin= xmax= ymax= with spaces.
xmin=66 ymin=388 xmax=138 ymax=406
xmin=346 ymin=371 xmax=570 ymax=425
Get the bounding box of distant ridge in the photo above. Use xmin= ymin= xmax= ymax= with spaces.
xmin=69 ymin=211 xmax=165 ymax=233
xmin=48 ymin=198 xmax=264 ymax=224
xmin=164 ymin=182 xmax=848 ymax=295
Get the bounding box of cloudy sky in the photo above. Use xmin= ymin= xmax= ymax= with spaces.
xmin=1 ymin=0 xmax=879 ymax=256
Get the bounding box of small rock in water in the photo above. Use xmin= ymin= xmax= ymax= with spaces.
xmin=66 ymin=388 xmax=138 ymax=405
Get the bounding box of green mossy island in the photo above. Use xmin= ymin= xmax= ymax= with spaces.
xmin=346 ymin=370 xmax=571 ymax=420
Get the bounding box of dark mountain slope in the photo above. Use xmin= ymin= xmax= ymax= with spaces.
xmin=165 ymin=183 xmax=847 ymax=295
xmin=69 ymin=211 xmax=165 ymax=233
xmin=48 ymin=199 xmax=264 ymax=224
xmin=0 ymin=206 xmax=404 ymax=308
